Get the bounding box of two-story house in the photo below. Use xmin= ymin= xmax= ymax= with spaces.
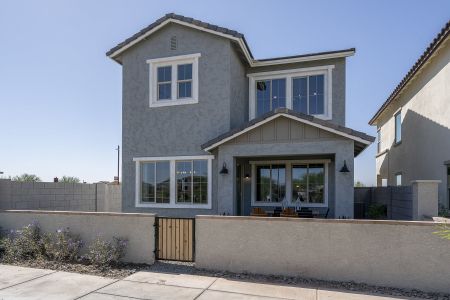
xmin=370 ymin=20 xmax=449 ymax=210
xmin=107 ymin=13 xmax=374 ymax=218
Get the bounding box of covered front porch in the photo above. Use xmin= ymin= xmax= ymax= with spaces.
xmin=202 ymin=109 xmax=374 ymax=219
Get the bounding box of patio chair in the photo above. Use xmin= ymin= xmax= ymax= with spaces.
xmin=250 ymin=207 xmax=268 ymax=217
xmin=280 ymin=208 xmax=298 ymax=218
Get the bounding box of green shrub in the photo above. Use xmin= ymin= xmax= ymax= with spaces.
xmin=2 ymin=222 xmax=44 ymax=262
xmin=43 ymin=228 xmax=84 ymax=262
xmin=367 ymin=204 xmax=387 ymax=219
xmin=434 ymin=223 xmax=450 ymax=240
xmin=86 ymin=237 xmax=128 ymax=268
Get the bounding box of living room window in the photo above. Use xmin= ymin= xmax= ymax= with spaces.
xmin=134 ymin=155 xmax=212 ymax=208
xmin=251 ymin=159 xmax=329 ymax=207
xmin=248 ymin=65 xmax=334 ymax=120
xmin=147 ymin=53 xmax=200 ymax=107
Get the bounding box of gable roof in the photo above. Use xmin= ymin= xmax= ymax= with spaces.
xmin=369 ymin=20 xmax=450 ymax=125
xmin=106 ymin=13 xmax=355 ymax=66
xmin=201 ymin=108 xmax=375 ymax=156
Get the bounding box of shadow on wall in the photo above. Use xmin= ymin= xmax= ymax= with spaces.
xmin=378 ymin=110 xmax=450 ymax=207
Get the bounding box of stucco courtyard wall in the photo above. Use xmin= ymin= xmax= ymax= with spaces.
xmin=0 ymin=210 xmax=155 ymax=264
xmin=196 ymin=215 xmax=450 ymax=293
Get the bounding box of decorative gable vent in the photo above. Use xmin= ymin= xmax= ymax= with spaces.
xmin=170 ymin=36 xmax=177 ymax=50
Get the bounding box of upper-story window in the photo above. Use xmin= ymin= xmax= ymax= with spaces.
xmin=147 ymin=53 xmax=200 ymax=107
xmin=248 ymin=65 xmax=333 ymax=120
xmin=256 ymin=79 xmax=286 ymax=116
xmin=377 ymin=128 xmax=381 ymax=153
xmin=394 ymin=110 xmax=402 ymax=144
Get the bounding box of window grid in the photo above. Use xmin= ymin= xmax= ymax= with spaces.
xmin=157 ymin=66 xmax=172 ymax=100
xmin=177 ymin=64 xmax=193 ymax=99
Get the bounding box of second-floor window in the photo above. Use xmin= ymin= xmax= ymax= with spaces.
xmin=256 ymin=79 xmax=286 ymax=116
xmin=248 ymin=65 xmax=333 ymax=120
xmin=147 ymin=53 xmax=200 ymax=107
xmin=395 ymin=111 xmax=402 ymax=144
xmin=377 ymin=128 xmax=381 ymax=153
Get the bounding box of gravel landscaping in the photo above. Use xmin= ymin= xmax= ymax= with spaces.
xmin=3 ymin=259 xmax=449 ymax=300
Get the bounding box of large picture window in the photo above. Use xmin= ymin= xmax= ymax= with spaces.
xmin=148 ymin=53 xmax=200 ymax=107
xmin=252 ymin=160 xmax=328 ymax=207
xmin=176 ymin=160 xmax=208 ymax=204
xmin=249 ymin=66 xmax=333 ymax=120
xmin=134 ymin=155 xmax=212 ymax=208
xmin=256 ymin=164 xmax=286 ymax=203
xmin=292 ymin=164 xmax=325 ymax=204
xmin=141 ymin=161 xmax=170 ymax=203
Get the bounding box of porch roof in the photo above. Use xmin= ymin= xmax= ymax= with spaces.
xmin=201 ymin=108 xmax=375 ymax=156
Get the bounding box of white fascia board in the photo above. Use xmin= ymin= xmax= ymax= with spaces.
xmin=204 ymin=113 xmax=371 ymax=151
xmin=108 ymin=18 xmax=354 ymax=67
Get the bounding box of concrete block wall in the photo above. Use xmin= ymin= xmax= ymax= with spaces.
xmin=0 ymin=179 xmax=121 ymax=212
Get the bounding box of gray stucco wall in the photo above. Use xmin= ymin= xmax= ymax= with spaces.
xmin=375 ymin=40 xmax=450 ymax=208
xmin=121 ymin=23 xmax=237 ymax=215
xmin=248 ymin=58 xmax=347 ymax=126
xmin=119 ymin=22 xmax=352 ymax=216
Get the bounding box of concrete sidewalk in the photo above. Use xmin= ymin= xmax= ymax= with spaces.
xmin=0 ymin=264 xmax=417 ymax=300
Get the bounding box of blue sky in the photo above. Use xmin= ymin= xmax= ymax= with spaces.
xmin=0 ymin=0 xmax=449 ymax=184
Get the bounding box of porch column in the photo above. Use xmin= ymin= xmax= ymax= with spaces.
xmin=334 ymin=143 xmax=354 ymax=218
xmin=217 ymin=148 xmax=235 ymax=215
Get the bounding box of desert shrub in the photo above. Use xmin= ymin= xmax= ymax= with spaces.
xmin=43 ymin=228 xmax=84 ymax=262
xmin=86 ymin=237 xmax=128 ymax=268
xmin=434 ymin=223 xmax=450 ymax=240
xmin=367 ymin=204 xmax=387 ymax=219
xmin=2 ymin=221 xmax=44 ymax=262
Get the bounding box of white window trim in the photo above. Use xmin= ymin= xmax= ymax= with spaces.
xmin=250 ymin=159 xmax=329 ymax=208
xmin=133 ymin=155 xmax=213 ymax=209
xmin=248 ymin=65 xmax=334 ymax=120
xmin=147 ymin=53 xmax=200 ymax=108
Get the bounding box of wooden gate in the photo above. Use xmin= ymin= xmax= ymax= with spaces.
xmin=155 ymin=217 xmax=195 ymax=262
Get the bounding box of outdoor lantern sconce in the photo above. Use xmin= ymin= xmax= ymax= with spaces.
xmin=340 ymin=160 xmax=350 ymax=173
xmin=219 ymin=162 xmax=229 ymax=174
xmin=244 ymin=173 xmax=250 ymax=180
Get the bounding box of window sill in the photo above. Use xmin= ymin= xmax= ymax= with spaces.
xmin=136 ymin=203 xmax=211 ymax=209
xmin=149 ymin=98 xmax=198 ymax=108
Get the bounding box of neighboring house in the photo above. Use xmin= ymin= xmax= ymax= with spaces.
xmin=370 ymin=21 xmax=450 ymax=209
xmin=107 ymin=13 xmax=374 ymax=218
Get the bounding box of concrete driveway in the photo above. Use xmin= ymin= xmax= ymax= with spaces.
xmin=0 ymin=264 xmax=416 ymax=300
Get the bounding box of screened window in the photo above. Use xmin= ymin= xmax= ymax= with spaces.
xmin=395 ymin=111 xmax=402 ymax=144
xmin=292 ymin=164 xmax=325 ymax=204
xmin=176 ymin=160 xmax=208 ymax=204
xmin=256 ymin=79 xmax=286 ymax=116
xmin=256 ymin=164 xmax=286 ymax=203
xmin=141 ymin=161 xmax=170 ymax=203
xmin=177 ymin=63 xmax=192 ymax=99
xmin=292 ymin=75 xmax=324 ymax=115
xmin=157 ymin=66 xmax=172 ymax=100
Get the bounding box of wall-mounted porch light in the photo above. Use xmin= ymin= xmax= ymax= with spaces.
xmin=339 ymin=160 xmax=350 ymax=173
xmin=244 ymin=173 xmax=250 ymax=180
xmin=219 ymin=162 xmax=229 ymax=174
